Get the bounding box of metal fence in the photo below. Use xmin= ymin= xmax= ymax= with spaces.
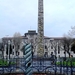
xmin=32 ymin=57 xmax=75 ymax=75
xmin=0 ymin=57 xmax=75 ymax=75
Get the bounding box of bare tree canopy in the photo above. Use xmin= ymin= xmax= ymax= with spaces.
xmin=63 ymin=34 xmax=73 ymax=45
xmin=68 ymin=26 xmax=75 ymax=37
xmin=61 ymin=34 xmax=73 ymax=58
xmin=13 ymin=32 xmax=22 ymax=71
xmin=13 ymin=32 xmax=22 ymax=54
xmin=13 ymin=32 xmax=21 ymax=44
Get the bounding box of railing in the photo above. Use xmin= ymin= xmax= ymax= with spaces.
xmin=32 ymin=57 xmax=75 ymax=75
xmin=0 ymin=57 xmax=75 ymax=75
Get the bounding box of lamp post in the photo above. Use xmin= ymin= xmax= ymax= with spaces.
xmin=49 ymin=39 xmax=57 ymax=75
xmin=0 ymin=39 xmax=3 ymax=59
xmin=3 ymin=35 xmax=8 ymax=63
xmin=8 ymin=40 xmax=10 ymax=64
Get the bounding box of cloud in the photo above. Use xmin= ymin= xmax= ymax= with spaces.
xmin=44 ymin=0 xmax=75 ymax=37
xmin=0 ymin=0 xmax=75 ymax=38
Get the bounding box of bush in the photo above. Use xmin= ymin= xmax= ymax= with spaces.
xmin=56 ymin=58 xmax=75 ymax=66
xmin=0 ymin=59 xmax=16 ymax=66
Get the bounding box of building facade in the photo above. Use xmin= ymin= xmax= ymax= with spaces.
xmin=2 ymin=30 xmax=75 ymax=58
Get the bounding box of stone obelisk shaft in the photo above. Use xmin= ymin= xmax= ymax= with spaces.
xmin=37 ymin=0 xmax=44 ymax=57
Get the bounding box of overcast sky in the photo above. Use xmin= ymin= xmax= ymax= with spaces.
xmin=0 ymin=0 xmax=75 ymax=38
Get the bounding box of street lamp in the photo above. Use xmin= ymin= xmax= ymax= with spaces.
xmin=8 ymin=40 xmax=10 ymax=64
xmin=49 ymin=39 xmax=58 ymax=75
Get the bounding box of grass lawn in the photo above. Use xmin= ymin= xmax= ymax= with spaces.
xmin=56 ymin=57 xmax=75 ymax=67
xmin=0 ymin=59 xmax=16 ymax=66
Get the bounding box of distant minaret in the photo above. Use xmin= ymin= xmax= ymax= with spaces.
xmin=37 ymin=0 xmax=44 ymax=57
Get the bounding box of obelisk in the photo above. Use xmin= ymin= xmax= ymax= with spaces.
xmin=37 ymin=0 xmax=44 ymax=57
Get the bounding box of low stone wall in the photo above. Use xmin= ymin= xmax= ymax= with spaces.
xmin=1 ymin=72 xmax=24 ymax=75
xmin=33 ymin=72 xmax=65 ymax=75
xmin=1 ymin=72 xmax=75 ymax=75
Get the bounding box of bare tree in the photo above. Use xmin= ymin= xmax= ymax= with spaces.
xmin=13 ymin=32 xmax=22 ymax=72
xmin=71 ymin=42 xmax=75 ymax=53
xmin=67 ymin=26 xmax=75 ymax=55
xmin=68 ymin=26 xmax=75 ymax=37
xmin=61 ymin=34 xmax=73 ymax=58
xmin=51 ymin=40 xmax=58 ymax=58
xmin=13 ymin=32 xmax=22 ymax=56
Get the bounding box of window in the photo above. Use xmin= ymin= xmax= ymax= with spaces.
xmin=51 ymin=46 xmax=53 ymax=49
xmin=64 ymin=51 xmax=65 ymax=54
xmin=58 ymin=46 xmax=60 ymax=54
xmin=44 ymin=52 xmax=48 ymax=57
xmin=45 ymin=45 xmax=47 ymax=49
xmin=18 ymin=45 xmax=19 ymax=49
xmin=16 ymin=51 xmax=20 ymax=56
xmin=16 ymin=51 xmax=17 ymax=55
xmin=12 ymin=52 xmax=14 ymax=55
xmin=18 ymin=52 xmax=20 ymax=55
xmin=13 ymin=45 xmax=14 ymax=49
xmin=58 ymin=50 xmax=60 ymax=54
